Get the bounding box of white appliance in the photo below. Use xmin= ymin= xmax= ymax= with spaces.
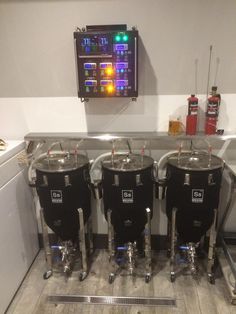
xmin=0 ymin=141 xmax=39 ymax=313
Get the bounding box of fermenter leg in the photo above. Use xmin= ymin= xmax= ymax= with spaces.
xmin=107 ymin=209 xmax=117 ymax=283
xmin=207 ymin=208 xmax=217 ymax=284
xmin=170 ymin=207 xmax=177 ymax=282
xmin=107 ymin=209 xmax=114 ymax=260
xmin=87 ymin=215 xmax=93 ymax=255
xmin=144 ymin=208 xmax=152 ymax=283
xmin=40 ymin=208 xmax=53 ymax=279
xmin=167 ymin=220 xmax=171 ymax=257
xmin=111 ymin=225 xmax=115 ymax=256
xmin=78 ymin=208 xmax=88 ymax=281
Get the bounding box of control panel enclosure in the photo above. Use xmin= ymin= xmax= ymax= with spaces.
xmin=74 ymin=26 xmax=138 ymax=99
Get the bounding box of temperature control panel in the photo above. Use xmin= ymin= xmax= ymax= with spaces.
xmin=74 ymin=25 xmax=138 ymax=99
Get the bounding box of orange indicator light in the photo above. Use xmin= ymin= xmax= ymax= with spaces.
xmin=107 ymin=85 xmax=114 ymax=93
xmin=106 ymin=67 xmax=113 ymax=76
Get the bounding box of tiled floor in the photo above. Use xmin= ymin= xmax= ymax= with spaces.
xmin=6 ymin=250 xmax=236 ymax=314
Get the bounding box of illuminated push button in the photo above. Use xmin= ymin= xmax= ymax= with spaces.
xmin=123 ymin=34 xmax=128 ymax=41
xmin=107 ymin=85 xmax=114 ymax=93
xmin=115 ymin=35 xmax=121 ymax=42
xmin=106 ymin=68 xmax=113 ymax=76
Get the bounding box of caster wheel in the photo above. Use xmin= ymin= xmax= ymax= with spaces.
xmin=108 ymin=273 xmax=115 ymax=284
xmin=79 ymin=271 xmax=87 ymax=281
xmin=208 ymin=274 xmax=215 ymax=285
xmin=170 ymin=273 xmax=176 ymax=283
xmin=43 ymin=270 xmax=53 ymax=280
xmin=145 ymin=274 xmax=151 ymax=283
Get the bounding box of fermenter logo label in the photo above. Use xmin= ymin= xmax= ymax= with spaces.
xmin=192 ymin=189 xmax=204 ymax=203
xmin=122 ymin=190 xmax=133 ymax=203
xmin=51 ymin=190 xmax=63 ymax=203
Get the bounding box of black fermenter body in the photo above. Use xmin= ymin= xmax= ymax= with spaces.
xmin=166 ymin=152 xmax=223 ymax=243
xmin=102 ymin=153 xmax=154 ymax=244
xmin=35 ymin=153 xmax=91 ymax=242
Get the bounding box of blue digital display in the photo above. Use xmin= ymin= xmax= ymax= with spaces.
xmin=85 ymin=80 xmax=97 ymax=86
xmin=84 ymin=63 xmax=96 ymax=69
xmin=85 ymin=81 xmax=93 ymax=86
xmin=100 ymin=62 xmax=112 ymax=69
xmin=100 ymin=80 xmax=112 ymax=86
xmin=115 ymin=80 xmax=128 ymax=87
xmin=116 ymin=62 xmax=128 ymax=69
xmin=99 ymin=37 xmax=108 ymax=46
xmin=81 ymin=36 xmax=109 ymax=53
xmin=83 ymin=38 xmax=91 ymax=46
xmin=115 ymin=44 xmax=128 ymax=51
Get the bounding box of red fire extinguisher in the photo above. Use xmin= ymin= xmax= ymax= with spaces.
xmin=186 ymin=94 xmax=198 ymax=135
xmin=205 ymin=86 xmax=221 ymax=135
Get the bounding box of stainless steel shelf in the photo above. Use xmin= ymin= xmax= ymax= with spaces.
xmin=24 ymin=131 xmax=236 ymax=142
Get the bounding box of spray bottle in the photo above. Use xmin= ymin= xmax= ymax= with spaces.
xmin=186 ymin=94 xmax=199 ymax=135
xmin=205 ymin=86 xmax=221 ymax=135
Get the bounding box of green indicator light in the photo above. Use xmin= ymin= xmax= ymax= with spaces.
xmin=115 ymin=35 xmax=121 ymax=42
xmin=123 ymin=35 xmax=128 ymax=41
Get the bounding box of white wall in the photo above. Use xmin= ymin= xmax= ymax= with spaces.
xmin=1 ymin=0 xmax=236 ymax=97
xmin=1 ymin=94 xmax=236 ymax=140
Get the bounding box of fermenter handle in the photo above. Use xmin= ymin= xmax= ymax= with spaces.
xmin=152 ymin=161 xmax=158 ymax=181
xmin=47 ymin=141 xmax=65 ymax=157
xmin=177 ymin=139 xmax=212 ymax=167
xmin=199 ymin=138 xmax=213 ymax=167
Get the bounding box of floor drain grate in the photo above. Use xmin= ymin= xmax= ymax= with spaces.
xmin=47 ymin=295 xmax=176 ymax=307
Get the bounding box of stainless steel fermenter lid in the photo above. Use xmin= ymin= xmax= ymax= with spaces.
xmin=167 ymin=151 xmax=223 ymax=171
xmin=102 ymin=153 xmax=154 ymax=172
xmin=34 ymin=153 xmax=89 ymax=173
